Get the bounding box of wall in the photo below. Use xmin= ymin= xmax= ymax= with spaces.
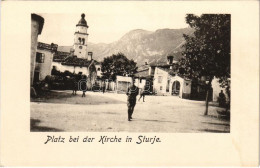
xmin=31 ymin=19 xmax=40 ymax=85
xmin=73 ymin=42 xmax=88 ymax=59
xmin=76 ymin=26 xmax=88 ymax=34
xmin=95 ymin=64 xmax=102 ymax=77
xmin=35 ymin=49 xmax=54 ymax=81
xmin=153 ymin=68 xmax=169 ymax=95
xmin=73 ymin=26 xmax=88 ymax=59
xmin=182 ymin=80 xmax=191 ymax=99
xmin=116 ymin=76 xmax=132 ymax=93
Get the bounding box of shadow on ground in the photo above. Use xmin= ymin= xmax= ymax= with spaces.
xmin=31 ymin=119 xmax=62 ymax=132
xmin=198 ymin=129 xmax=230 ymax=133
xmin=133 ymin=118 xmax=177 ymax=124
xmin=202 ymin=114 xmax=230 ymax=121
xmin=31 ymin=90 xmax=125 ymax=105
xmin=202 ymin=121 xmax=230 ymax=127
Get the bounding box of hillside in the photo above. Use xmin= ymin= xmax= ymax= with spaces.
xmin=58 ymin=28 xmax=193 ymax=65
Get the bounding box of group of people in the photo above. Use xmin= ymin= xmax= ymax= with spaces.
xmin=72 ymin=77 xmax=107 ymax=97
xmin=72 ymin=76 xmax=147 ymax=121
xmin=71 ymin=76 xmax=227 ymax=121
xmin=72 ymin=75 xmax=87 ymax=97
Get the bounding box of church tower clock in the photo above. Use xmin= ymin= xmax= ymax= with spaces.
xmin=73 ymin=13 xmax=89 ymax=59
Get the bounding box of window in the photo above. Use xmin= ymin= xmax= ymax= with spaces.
xmin=79 ymin=46 xmax=82 ymax=49
xmin=36 ymin=52 xmax=45 ymax=63
xmin=158 ymin=76 xmax=163 ymax=83
xmin=82 ymin=38 xmax=85 ymax=45
xmin=160 ymin=86 xmax=163 ymax=90
xmin=97 ymin=68 xmax=101 ymax=71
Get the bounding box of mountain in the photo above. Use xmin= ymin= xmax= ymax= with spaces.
xmin=58 ymin=28 xmax=194 ymax=65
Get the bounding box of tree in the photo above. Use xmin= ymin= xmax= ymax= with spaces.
xmin=101 ymin=53 xmax=137 ymax=81
xmin=179 ymin=14 xmax=230 ymax=115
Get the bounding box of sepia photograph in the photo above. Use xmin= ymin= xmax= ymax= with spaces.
xmin=30 ymin=12 xmax=231 ymax=132
xmin=1 ymin=1 xmax=259 ymax=166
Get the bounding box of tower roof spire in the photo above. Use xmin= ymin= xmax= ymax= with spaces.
xmin=76 ymin=13 xmax=88 ymax=28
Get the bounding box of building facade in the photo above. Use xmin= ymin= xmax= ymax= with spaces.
xmin=34 ymin=42 xmax=58 ymax=82
xmin=31 ymin=14 xmax=44 ymax=85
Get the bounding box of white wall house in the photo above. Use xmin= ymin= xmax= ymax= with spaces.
xmin=153 ymin=67 xmax=192 ymax=99
xmin=153 ymin=67 xmax=171 ymax=95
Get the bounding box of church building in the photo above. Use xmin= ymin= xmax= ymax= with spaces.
xmin=52 ymin=13 xmax=101 ymax=90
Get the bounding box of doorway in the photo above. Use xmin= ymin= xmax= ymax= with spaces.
xmin=172 ymin=81 xmax=180 ymax=96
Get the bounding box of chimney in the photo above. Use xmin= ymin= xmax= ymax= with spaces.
xmin=88 ymin=52 xmax=93 ymax=61
xmin=144 ymin=59 xmax=148 ymax=65
xmin=167 ymin=55 xmax=174 ymax=65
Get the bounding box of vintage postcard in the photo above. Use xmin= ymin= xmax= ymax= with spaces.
xmin=0 ymin=1 xmax=259 ymax=167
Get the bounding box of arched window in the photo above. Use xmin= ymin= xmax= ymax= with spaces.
xmin=78 ymin=38 xmax=81 ymax=44
xmin=82 ymin=38 xmax=85 ymax=45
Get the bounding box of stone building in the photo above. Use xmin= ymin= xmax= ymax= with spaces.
xmin=34 ymin=42 xmax=58 ymax=83
xmin=31 ymin=14 xmax=44 ymax=85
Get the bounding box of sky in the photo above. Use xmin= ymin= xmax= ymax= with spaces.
xmin=37 ymin=4 xmax=190 ymax=46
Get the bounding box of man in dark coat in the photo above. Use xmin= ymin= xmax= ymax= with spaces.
xmin=81 ymin=75 xmax=87 ymax=97
xmin=102 ymin=80 xmax=106 ymax=94
xmin=126 ymin=80 xmax=139 ymax=121
xmin=218 ymin=90 xmax=226 ymax=107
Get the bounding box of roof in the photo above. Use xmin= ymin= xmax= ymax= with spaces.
xmin=61 ymin=56 xmax=93 ymax=67
xmin=31 ymin=14 xmax=44 ymax=34
xmin=134 ymin=69 xmax=151 ymax=78
xmin=156 ymin=67 xmax=178 ymax=76
xmin=76 ymin=13 xmax=88 ymax=28
xmin=136 ymin=64 xmax=150 ymax=72
xmin=53 ymin=51 xmax=70 ymax=62
xmin=149 ymin=52 xmax=182 ymax=67
xmin=37 ymin=42 xmax=58 ymax=52
xmin=93 ymin=60 xmax=101 ymax=65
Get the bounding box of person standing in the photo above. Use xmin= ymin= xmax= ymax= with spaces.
xmin=102 ymin=80 xmax=106 ymax=94
xmin=72 ymin=75 xmax=79 ymax=95
xmin=81 ymin=75 xmax=87 ymax=97
xmin=126 ymin=80 xmax=139 ymax=121
xmin=218 ymin=90 xmax=226 ymax=107
xmin=138 ymin=87 xmax=147 ymax=102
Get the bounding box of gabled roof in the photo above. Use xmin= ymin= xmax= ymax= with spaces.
xmin=53 ymin=51 xmax=70 ymax=62
xmin=61 ymin=56 xmax=92 ymax=67
xmin=137 ymin=64 xmax=150 ymax=72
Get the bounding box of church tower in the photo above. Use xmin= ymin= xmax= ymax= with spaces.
xmin=73 ymin=13 xmax=89 ymax=59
